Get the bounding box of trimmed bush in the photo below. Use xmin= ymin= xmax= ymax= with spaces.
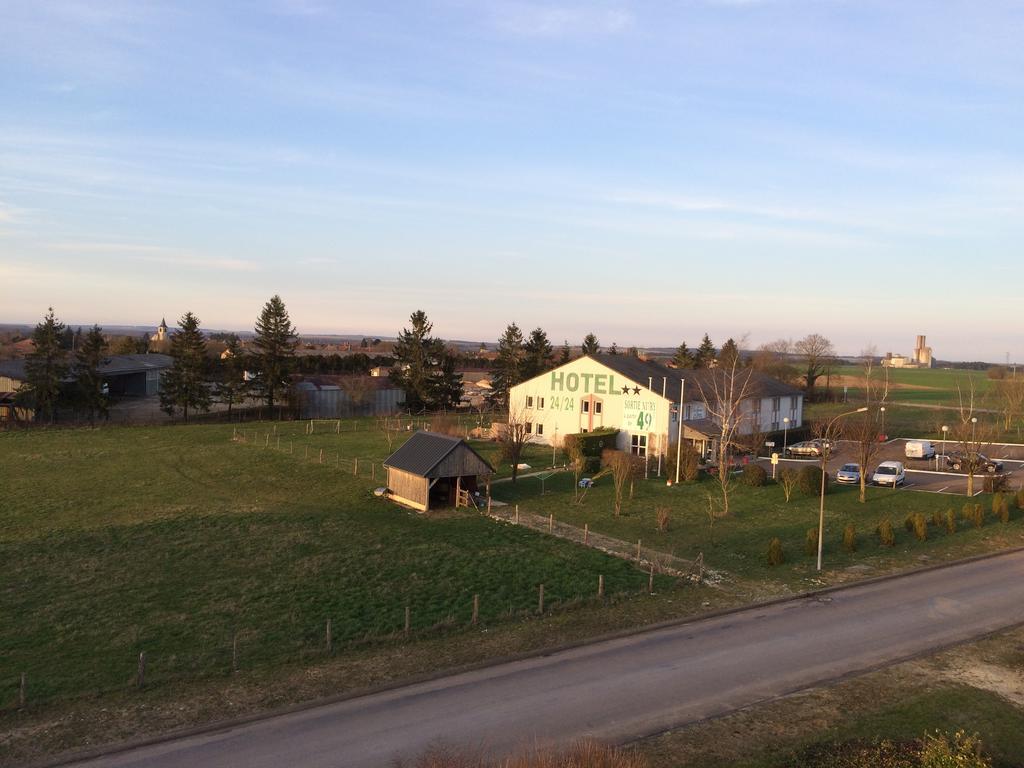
xmin=961 ymin=502 xmax=974 ymax=522
xmin=912 ymin=512 xmax=928 ymax=541
xmin=767 ymin=537 xmax=785 ymax=566
xmin=945 ymin=508 xmax=957 ymax=534
xmin=1016 ymin=488 xmax=1024 ymax=510
xmin=740 ymin=463 xmax=767 ymax=487
xmin=805 ymin=527 xmax=817 ymax=556
xmin=931 ymin=510 xmax=944 ymax=528
xmin=992 ymin=492 xmax=1005 ymax=516
xmin=877 ymin=519 xmax=895 ymax=547
xmin=999 ymin=499 xmax=1010 ymax=524
xmin=842 ymin=524 xmax=857 ymax=552
xmin=971 ymin=504 xmax=985 ymax=528
xmin=655 ymin=507 xmax=670 ymax=532
xmin=904 ymin=515 xmax=916 ymax=533
xmin=797 ymin=465 xmax=829 ymax=496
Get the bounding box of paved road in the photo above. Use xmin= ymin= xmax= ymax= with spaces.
xmin=71 ymin=551 xmax=1024 ymax=768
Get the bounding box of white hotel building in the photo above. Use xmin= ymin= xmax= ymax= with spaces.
xmin=508 ymin=354 xmax=804 ymax=461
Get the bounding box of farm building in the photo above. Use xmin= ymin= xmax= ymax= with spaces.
xmin=508 ymin=354 xmax=803 ymax=465
xmin=295 ymin=375 xmax=404 ymax=418
xmin=383 ymin=431 xmax=494 ymax=513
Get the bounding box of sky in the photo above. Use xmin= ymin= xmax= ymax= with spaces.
xmin=1 ymin=1 xmax=1023 ymax=362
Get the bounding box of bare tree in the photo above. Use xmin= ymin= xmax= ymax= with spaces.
xmin=565 ymin=436 xmax=586 ymax=504
xmin=952 ymin=377 xmax=995 ymax=496
xmin=779 ymin=466 xmax=798 ymax=502
xmin=601 ymin=449 xmax=635 ymax=516
xmin=794 ymin=333 xmax=835 ymax=400
xmin=992 ymin=376 xmax=1024 ymax=436
xmin=377 ymin=416 xmax=396 ymax=453
xmin=497 ymin=408 xmax=534 ymax=483
xmin=695 ymin=349 xmax=756 ymax=518
xmin=847 ymin=347 xmax=888 ymax=503
xmin=750 ymin=338 xmax=800 ymax=386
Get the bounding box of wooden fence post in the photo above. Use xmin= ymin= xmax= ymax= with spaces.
xmin=19 ymin=672 xmax=26 ymax=708
xmin=137 ymin=651 xmax=146 ymax=688
xmin=548 ymin=513 xmax=553 ymax=532
xmin=515 ymin=505 xmax=519 ymax=524
xmin=598 ymin=574 xmax=604 ymax=598
xmin=265 ymin=433 xmax=269 ymax=448
xmin=636 ymin=539 xmax=642 ymax=562
xmin=336 ymin=420 xmax=340 ymax=434
xmin=371 ymin=463 xmax=376 ymax=481
xmin=319 ymin=448 xmax=323 ymax=464
xmin=276 ymin=436 xmax=281 ymax=451
xmin=326 ymin=619 xmax=332 ymax=653
xmin=353 ymin=458 xmax=359 ymax=476
xmin=232 ymin=633 xmax=238 ymax=673
xmin=487 ymin=496 xmax=492 ymax=514
xmin=304 ymin=445 xmax=308 ymax=460
xmin=538 ymin=583 xmax=545 ymax=614
xmin=472 ymin=594 xmax=479 ymax=626
xmin=649 ymin=563 xmax=655 ymax=594
xmin=584 ymin=523 xmax=589 ymax=544
xmin=404 ymin=605 xmax=411 ymax=636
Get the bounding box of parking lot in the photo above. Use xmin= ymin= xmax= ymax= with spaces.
xmin=758 ymin=438 xmax=1024 ymax=497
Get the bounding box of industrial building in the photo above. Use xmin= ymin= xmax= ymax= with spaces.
xmin=883 ymin=335 xmax=934 ymax=368
xmin=508 ymin=354 xmax=803 ymax=463
xmin=295 ymin=375 xmax=404 ymax=418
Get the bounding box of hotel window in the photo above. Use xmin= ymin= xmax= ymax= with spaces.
xmin=525 ymin=422 xmax=532 ymax=434
xmin=594 ymin=402 xmax=603 ymax=414
xmin=582 ymin=400 xmax=590 ymax=413
xmin=630 ymin=434 xmax=647 ymax=457
xmin=537 ymin=397 xmax=545 ymax=410
xmin=536 ymin=423 xmax=544 ymax=436
xmin=526 ymin=396 xmax=534 ymax=408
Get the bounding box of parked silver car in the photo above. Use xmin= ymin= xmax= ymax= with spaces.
xmin=785 ymin=439 xmax=833 ymax=458
xmin=835 ymin=463 xmax=861 ymax=484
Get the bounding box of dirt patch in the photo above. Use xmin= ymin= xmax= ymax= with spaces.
xmin=939 ymin=660 xmax=1024 ymax=707
xmin=828 ymin=374 xmax=941 ymax=391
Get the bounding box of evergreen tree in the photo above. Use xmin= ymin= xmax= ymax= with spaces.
xmin=489 ymin=323 xmax=525 ymax=409
xmin=559 ymin=340 xmax=571 ymax=365
xmin=626 ymin=346 xmax=639 ymax=358
xmin=609 ymin=342 xmax=619 ymax=355
xmin=159 ymin=312 xmax=212 ymax=422
xmin=522 ymin=327 xmax=554 ymax=379
xmin=393 ymin=310 xmax=445 ymax=411
xmin=75 ymin=325 xmax=109 ymax=424
xmin=695 ymin=334 xmax=716 ymax=368
xmin=719 ymin=337 xmax=741 ymax=369
xmin=581 ymin=333 xmax=601 ymax=355
xmin=252 ymin=295 xmax=299 ymax=409
xmin=214 ymin=336 xmax=250 ymax=415
xmin=429 ymin=353 xmax=464 ymax=411
xmin=21 ymin=307 xmax=69 ymax=424
xmin=72 ymin=326 xmax=84 ymax=352
xmin=672 ymin=341 xmax=695 ymax=369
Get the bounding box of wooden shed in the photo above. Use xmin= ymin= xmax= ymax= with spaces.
xmin=383 ymin=431 xmax=494 ymax=513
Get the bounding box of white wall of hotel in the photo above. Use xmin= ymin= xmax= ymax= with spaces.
xmin=508 ymin=357 xmax=803 ymax=460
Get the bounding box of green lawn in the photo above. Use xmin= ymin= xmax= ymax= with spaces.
xmin=492 ymin=469 xmax=1024 ymax=590
xmin=0 ymin=422 xmax=649 ymax=710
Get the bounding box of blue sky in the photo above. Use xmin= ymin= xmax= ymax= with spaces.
xmin=2 ymin=1 xmax=1023 ymax=361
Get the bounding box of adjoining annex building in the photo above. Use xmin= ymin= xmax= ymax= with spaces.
xmin=383 ymin=431 xmax=494 ymax=513
xmin=508 ymin=354 xmax=803 ymax=465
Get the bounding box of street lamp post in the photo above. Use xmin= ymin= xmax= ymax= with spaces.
xmin=782 ymin=417 xmax=790 ymax=456
xmin=817 ymin=406 xmax=869 ymax=572
xmin=879 ymin=406 xmax=886 ymax=441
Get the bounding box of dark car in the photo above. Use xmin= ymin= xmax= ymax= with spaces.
xmin=944 ymin=451 xmax=1003 ymax=473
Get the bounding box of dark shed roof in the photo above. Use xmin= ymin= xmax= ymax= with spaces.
xmin=384 ymin=431 xmax=494 ymax=478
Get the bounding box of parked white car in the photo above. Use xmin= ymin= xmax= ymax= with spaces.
xmin=872 ymin=461 xmax=906 ymax=487
xmin=905 ymin=440 xmax=936 ymax=460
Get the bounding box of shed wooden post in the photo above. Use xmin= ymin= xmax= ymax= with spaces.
xmin=598 ymin=574 xmax=604 ymax=598
xmin=404 ymin=605 xmax=411 ymax=636
xmin=136 ymin=651 xmax=146 ymax=688
xmin=472 ymin=594 xmax=479 ymax=625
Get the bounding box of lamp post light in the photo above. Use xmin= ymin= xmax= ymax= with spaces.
xmin=879 ymin=406 xmax=886 ymax=441
xmin=782 ymin=417 xmax=790 ymax=456
xmin=817 ymin=406 xmax=869 ymax=572
xmin=940 ymin=425 xmax=948 ymax=471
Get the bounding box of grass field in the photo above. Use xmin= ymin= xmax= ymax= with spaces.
xmin=0 ymin=421 xmax=650 ymax=712
xmin=492 ymin=468 xmax=1024 ymax=590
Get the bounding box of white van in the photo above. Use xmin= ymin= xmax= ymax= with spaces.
xmin=905 ymin=440 xmax=935 ymax=460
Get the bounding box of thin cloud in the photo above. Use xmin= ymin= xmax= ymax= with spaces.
xmin=487 ymin=2 xmax=633 ymax=38
xmin=44 ymin=241 xmax=259 ymax=272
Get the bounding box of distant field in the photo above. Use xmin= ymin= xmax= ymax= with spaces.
xmin=828 ymin=365 xmax=994 ymax=407
xmin=0 ymin=421 xmax=649 ymax=710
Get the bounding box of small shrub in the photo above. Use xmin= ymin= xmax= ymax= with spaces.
xmin=1016 ymin=488 xmax=1024 ymax=510
xmin=842 ymin=524 xmax=857 ymax=552
xmin=972 ymin=504 xmax=985 ymax=528
xmin=945 ymin=509 xmax=957 ymax=534
xmin=767 ymin=537 xmax=785 ymax=566
xmin=805 ymin=527 xmax=818 ymax=556
xmin=999 ymin=500 xmax=1010 ymax=524
xmin=931 ymin=510 xmax=943 ymax=528
xmin=992 ymin=492 xmax=1005 ymax=516
xmin=741 ymin=463 xmax=767 ymax=487
xmin=797 ymin=465 xmax=828 ymax=496
xmin=655 ymin=506 xmax=670 ymax=532
xmin=877 ymin=519 xmax=895 ymax=547
xmin=904 ymin=515 xmax=916 ymax=533
xmin=912 ymin=512 xmax=928 ymax=542
xmin=961 ymin=502 xmax=973 ymax=522
xmin=919 ymin=729 xmax=991 ymax=768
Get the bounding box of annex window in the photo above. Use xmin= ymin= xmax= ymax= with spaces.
xmin=594 ymin=401 xmax=603 ymax=414
xmin=582 ymin=400 xmax=590 ymax=413
xmin=536 ymin=423 xmax=544 ymax=436
xmin=631 ymin=434 xmax=647 ymax=457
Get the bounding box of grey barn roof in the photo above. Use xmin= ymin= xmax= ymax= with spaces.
xmin=0 ymin=354 xmax=173 ymax=383
xmin=384 ymin=431 xmax=494 ymax=478
xmin=588 ymin=354 xmax=803 ymax=400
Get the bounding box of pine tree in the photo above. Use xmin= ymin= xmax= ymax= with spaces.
xmin=695 ymin=334 xmax=716 ymax=368
xmin=609 ymin=342 xmax=619 ymax=355
xmin=672 ymin=342 xmax=695 ymax=369
xmin=489 ymin=323 xmax=525 ymax=409
xmin=75 ymin=325 xmax=109 ymax=425
xmin=559 ymin=340 xmax=571 ymax=365
xmin=393 ymin=310 xmax=446 ymax=411
xmin=214 ymin=336 xmax=250 ymax=415
xmin=429 ymin=353 xmax=464 ymax=411
xmin=581 ymin=333 xmax=601 ymax=355
xmin=252 ymin=295 xmax=299 ymax=410
xmin=159 ymin=313 xmax=211 ymax=422
xmin=719 ymin=338 xmax=741 ymax=368
xmin=522 ymin=327 xmax=554 ymax=379
xmin=21 ymin=308 xmax=70 ymax=424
